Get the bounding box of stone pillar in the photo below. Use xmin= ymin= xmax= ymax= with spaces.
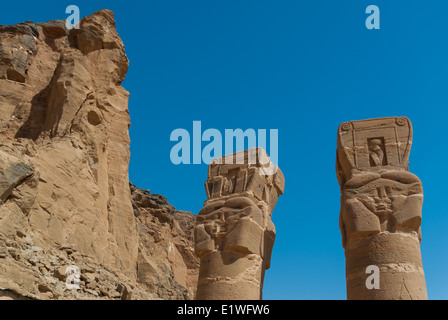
xmin=336 ymin=117 xmax=427 ymax=300
xmin=194 ymin=148 xmax=285 ymax=300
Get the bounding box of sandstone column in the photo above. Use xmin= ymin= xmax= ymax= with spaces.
xmin=336 ymin=117 xmax=427 ymax=300
xmin=194 ymin=148 xmax=284 ymax=300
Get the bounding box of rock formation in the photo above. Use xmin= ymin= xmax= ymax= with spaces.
xmin=336 ymin=117 xmax=427 ymax=300
xmin=0 ymin=10 xmax=198 ymax=300
xmin=131 ymin=184 xmax=199 ymax=299
xmin=194 ymin=148 xmax=285 ymax=300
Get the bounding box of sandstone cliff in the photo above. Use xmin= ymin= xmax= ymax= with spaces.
xmin=0 ymin=10 xmax=198 ymax=300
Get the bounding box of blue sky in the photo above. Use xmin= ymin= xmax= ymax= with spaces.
xmin=2 ymin=1 xmax=448 ymax=300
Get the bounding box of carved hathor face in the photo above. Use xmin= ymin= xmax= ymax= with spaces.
xmin=194 ymin=196 xmax=266 ymax=257
xmin=343 ymin=172 xmax=423 ymax=217
xmin=196 ymin=197 xmax=262 ymax=239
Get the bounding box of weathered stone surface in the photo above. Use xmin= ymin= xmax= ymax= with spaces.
xmin=0 ymin=10 xmax=198 ymax=300
xmin=337 ymin=117 xmax=427 ymax=300
xmin=0 ymin=23 xmax=38 ymax=83
xmin=68 ymin=11 xmax=125 ymax=55
xmin=131 ymin=184 xmax=199 ymax=300
xmin=0 ymin=151 xmax=34 ymax=202
xmin=0 ymin=8 xmax=137 ymax=278
xmin=36 ymin=20 xmax=68 ymax=37
xmin=195 ymin=148 xmax=284 ymax=300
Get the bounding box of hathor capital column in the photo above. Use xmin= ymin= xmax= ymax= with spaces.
xmin=194 ymin=148 xmax=284 ymax=300
xmin=336 ymin=117 xmax=427 ymax=300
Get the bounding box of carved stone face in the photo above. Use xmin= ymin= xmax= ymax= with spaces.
xmin=353 ymin=181 xmax=405 ymax=216
xmin=340 ymin=171 xmax=424 ymax=248
xmin=199 ymin=205 xmax=254 ymax=240
xmin=194 ymin=196 xmax=266 ymax=257
xmin=344 ymin=173 xmax=423 ymax=217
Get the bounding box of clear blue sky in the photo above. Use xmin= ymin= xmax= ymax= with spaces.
xmin=2 ymin=0 xmax=448 ymax=300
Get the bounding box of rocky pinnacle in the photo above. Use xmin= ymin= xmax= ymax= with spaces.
xmin=0 ymin=10 xmax=198 ymax=300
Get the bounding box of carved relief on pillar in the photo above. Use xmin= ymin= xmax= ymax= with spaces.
xmin=337 ymin=116 xmax=427 ymax=300
xmin=336 ymin=117 xmax=423 ymax=247
xmin=195 ymin=148 xmax=284 ymax=264
xmin=340 ymin=171 xmax=423 ymax=247
xmin=194 ymin=148 xmax=284 ymax=300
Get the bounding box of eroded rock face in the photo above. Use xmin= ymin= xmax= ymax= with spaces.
xmin=0 ymin=10 xmax=198 ymax=300
xmin=337 ymin=117 xmax=427 ymax=300
xmin=195 ymin=148 xmax=284 ymax=300
xmin=0 ymin=9 xmax=136 ymax=274
xmin=131 ymin=184 xmax=199 ymax=300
